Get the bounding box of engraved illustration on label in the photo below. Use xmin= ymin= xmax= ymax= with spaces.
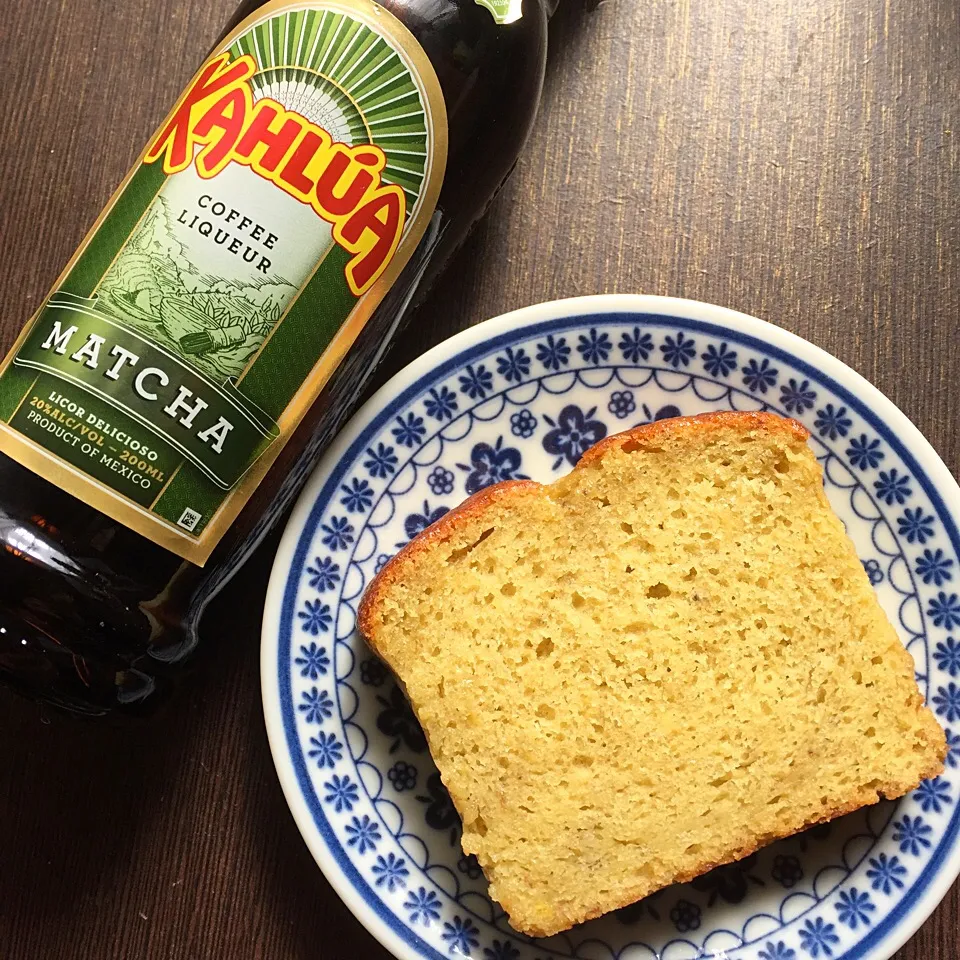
xmin=0 ymin=0 xmax=447 ymax=564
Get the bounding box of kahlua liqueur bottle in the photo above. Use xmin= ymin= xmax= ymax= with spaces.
xmin=0 ymin=0 xmax=555 ymax=714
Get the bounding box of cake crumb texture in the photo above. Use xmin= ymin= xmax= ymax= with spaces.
xmin=358 ymin=411 xmax=946 ymax=937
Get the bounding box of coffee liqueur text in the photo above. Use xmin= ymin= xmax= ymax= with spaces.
xmin=145 ymin=53 xmax=407 ymax=295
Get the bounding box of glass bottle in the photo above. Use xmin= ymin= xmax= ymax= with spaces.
xmin=0 ymin=0 xmax=552 ymax=714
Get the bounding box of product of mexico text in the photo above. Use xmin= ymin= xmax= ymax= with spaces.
xmin=0 ymin=0 xmax=553 ymax=715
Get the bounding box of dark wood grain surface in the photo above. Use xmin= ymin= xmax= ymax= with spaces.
xmin=1 ymin=0 xmax=957 ymax=957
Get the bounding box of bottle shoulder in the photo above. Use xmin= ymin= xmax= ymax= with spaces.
xmin=403 ymin=0 xmax=549 ymax=221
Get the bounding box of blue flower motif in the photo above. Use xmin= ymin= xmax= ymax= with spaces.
xmin=457 ymin=854 xmax=482 ymax=879
xmin=359 ymin=657 xmax=387 ymax=687
xmin=295 ymin=642 xmax=330 ymax=679
xmin=496 ymin=347 xmax=531 ymax=383
xmin=425 ymin=385 xmax=459 ymax=421
xmin=340 ymin=477 xmax=374 ymax=513
xmin=510 ymin=409 xmax=537 ymax=439
xmin=702 ymin=342 xmax=738 ymax=378
xmin=441 ymin=915 xmax=480 ymax=955
xmin=660 ymin=332 xmax=696 ymax=368
xmin=771 ymin=854 xmax=804 ymax=888
xmin=323 ymin=774 xmax=358 ymax=812
xmin=364 ymin=442 xmax=398 ymax=478
xmin=321 ymin=516 xmax=355 ymax=551
xmin=608 ymin=390 xmax=636 ymax=419
xmin=862 ymin=558 xmax=884 ymax=585
xmin=798 ymin=916 xmax=840 ymax=956
xmin=458 ymin=364 xmax=494 ymax=400
xmin=388 ymin=760 xmax=418 ymax=791
xmin=928 ymin=592 xmax=960 ymax=629
xmin=308 ymin=731 xmax=343 ymax=769
xmin=460 ymin=436 xmax=528 ymax=494
xmin=298 ymin=599 xmax=332 ymax=635
xmin=893 ymin=814 xmax=933 ymax=855
xmin=933 ymin=682 xmax=960 ymax=721
xmin=669 ymin=898 xmax=701 ymax=932
xmin=759 ymin=942 xmax=797 ymax=960
xmin=814 ymin=403 xmax=852 ymax=440
xmin=299 ymin=687 xmax=334 ymax=724
xmin=914 ymin=776 xmax=952 ymax=814
xmin=934 ymin=637 xmax=960 ymax=676
xmin=872 ymin=469 xmax=912 ymax=506
xmin=916 ymin=548 xmax=954 ymax=586
xmin=387 ymin=760 xmax=417 ymax=793
xmin=345 ymin=814 xmax=381 ymax=854
xmin=483 ymin=940 xmax=520 ymax=960
xmin=846 ymin=434 xmax=886 ymax=470
xmin=898 ymin=507 xmax=936 ymax=545
xmin=306 ymin=556 xmax=340 ymax=592
xmin=392 ymin=411 xmax=426 ymax=448
xmin=542 ymin=404 xmax=608 ymax=469
xmin=946 ymin=728 xmax=960 ymax=768
xmin=619 ymin=326 xmax=654 ymax=363
xmin=866 ymin=853 xmax=907 ymax=894
xmin=371 ymin=852 xmax=409 ymax=892
xmin=577 ymin=329 xmax=613 ymax=366
xmin=742 ymin=357 xmax=779 ymax=393
xmin=780 ymin=377 xmax=817 ymax=413
xmin=405 ymin=887 xmax=441 ymax=926
xmin=428 ymin=466 xmax=455 ymax=496
xmin=374 ymin=680 xmax=428 ymax=754
xmin=403 ymin=501 xmax=449 ymax=541
xmin=536 ymin=334 xmax=571 ymax=370
xmin=835 ymin=887 xmax=875 ymax=929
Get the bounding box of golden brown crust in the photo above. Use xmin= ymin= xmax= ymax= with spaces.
xmin=359 ymin=411 xmax=808 ymax=646
xmin=512 ymin=771 xmax=937 ymax=937
xmin=578 ymin=409 xmax=809 ymax=467
xmin=355 ymin=408 xmax=944 ymax=939
xmin=357 ymin=479 xmax=542 ymax=643
xmin=512 ymin=715 xmax=947 ymax=935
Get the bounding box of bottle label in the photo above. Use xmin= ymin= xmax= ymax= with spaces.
xmin=0 ymin=0 xmax=446 ymax=564
xmin=475 ymin=0 xmax=524 ymax=24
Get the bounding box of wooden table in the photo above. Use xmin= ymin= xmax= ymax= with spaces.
xmin=1 ymin=0 xmax=957 ymax=957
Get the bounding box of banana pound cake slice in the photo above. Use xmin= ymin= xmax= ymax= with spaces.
xmin=358 ymin=411 xmax=946 ymax=937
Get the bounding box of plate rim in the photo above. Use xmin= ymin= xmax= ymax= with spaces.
xmin=261 ymin=293 xmax=960 ymax=960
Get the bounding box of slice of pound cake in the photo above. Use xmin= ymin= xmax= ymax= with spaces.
xmin=358 ymin=411 xmax=946 ymax=937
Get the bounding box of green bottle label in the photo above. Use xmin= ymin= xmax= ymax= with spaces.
xmin=0 ymin=0 xmax=447 ymax=564
xmin=474 ymin=0 xmax=524 ymax=24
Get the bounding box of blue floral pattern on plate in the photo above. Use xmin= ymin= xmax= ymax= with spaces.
xmin=263 ymin=299 xmax=960 ymax=960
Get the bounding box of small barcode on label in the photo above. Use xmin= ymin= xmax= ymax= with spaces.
xmin=177 ymin=508 xmax=202 ymax=532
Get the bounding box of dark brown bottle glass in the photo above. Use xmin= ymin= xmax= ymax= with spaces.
xmin=0 ymin=0 xmax=550 ymax=715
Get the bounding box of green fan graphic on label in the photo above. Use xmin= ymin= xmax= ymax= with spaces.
xmin=0 ymin=0 xmax=447 ymax=563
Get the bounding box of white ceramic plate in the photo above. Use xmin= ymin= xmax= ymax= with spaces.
xmin=262 ymin=295 xmax=960 ymax=960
